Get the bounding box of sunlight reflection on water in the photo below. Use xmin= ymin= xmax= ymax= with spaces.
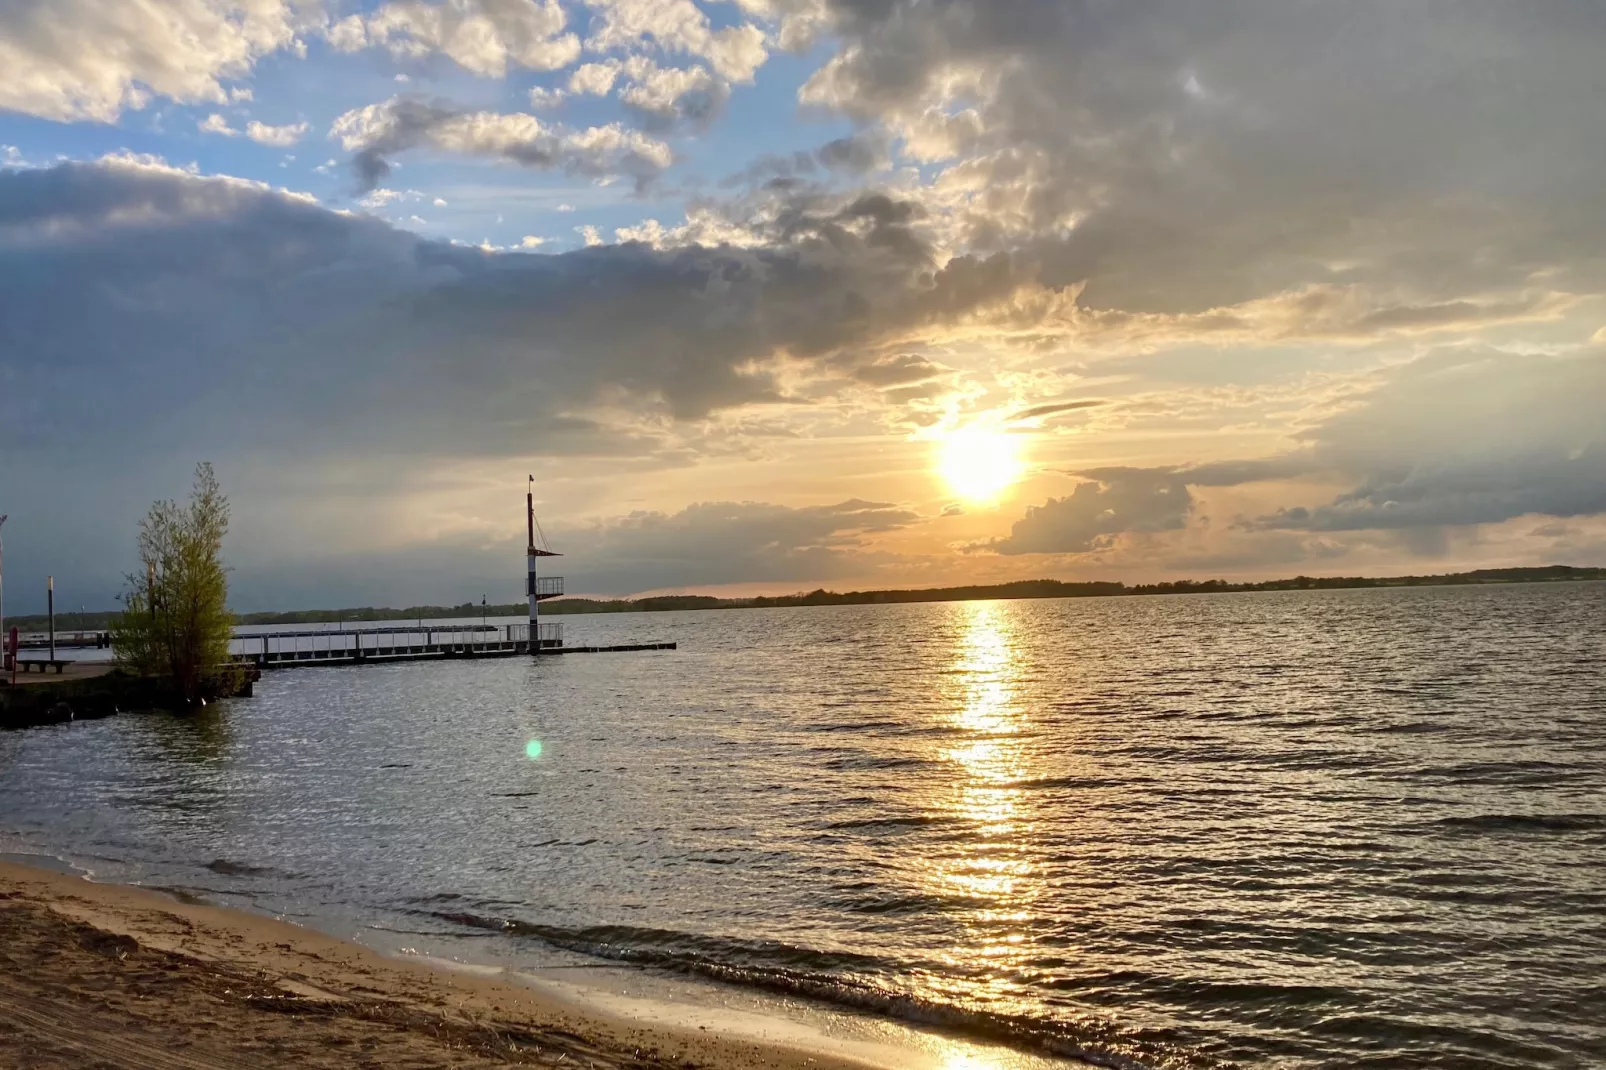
xmin=3 ymin=584 xmax=1604 ymax=1069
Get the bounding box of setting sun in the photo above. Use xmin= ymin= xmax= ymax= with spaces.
xmin=936 ymin=428 xmax=1026 ymax=503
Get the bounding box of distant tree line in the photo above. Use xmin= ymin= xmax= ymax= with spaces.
xmin=12 ymin=564 xmax=1601 ymax=632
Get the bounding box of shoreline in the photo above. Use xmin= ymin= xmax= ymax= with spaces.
xmin=10 ymin=566 xmax=1597 ymax=634
xmin=0 ymin=857 xmax=1078 ymax=1070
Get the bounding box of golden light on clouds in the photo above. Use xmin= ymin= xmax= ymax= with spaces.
xmin=936 ymin=427 xmax=1026 ymax=504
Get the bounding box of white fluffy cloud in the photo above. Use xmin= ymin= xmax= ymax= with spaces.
xmin=582 ymin=0 xmax=767 ymax=82
xmin=198 ymin=113 xmax=239 ymax=136
xmin=201 ymin=113 xmax=314 ymax=147
xmin=329 ymin=0 xmax=580 ymax=76
xmin=567 ymin=60 xmax=623 ymax=95
xmin=567 ymin=55 xmax=728 ymax=127
xmin=245 ymin=119 xmax=310 ymax=146
xmin=0 ymin=0 xmax=310 ymax=122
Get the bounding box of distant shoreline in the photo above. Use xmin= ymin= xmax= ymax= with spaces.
xmin=9 ymin=565 xmax=1598 ymax=631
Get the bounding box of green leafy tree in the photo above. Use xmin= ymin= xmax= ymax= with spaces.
xmin=113 ymin=464 xmax=234 ymax=702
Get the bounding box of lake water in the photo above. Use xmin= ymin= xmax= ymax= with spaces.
xmin=3 ymin=584 xmax=1604 ymax=1068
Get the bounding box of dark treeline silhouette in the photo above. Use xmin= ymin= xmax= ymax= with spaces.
xmin=11 ymin=565 xmax=1600 ymax=631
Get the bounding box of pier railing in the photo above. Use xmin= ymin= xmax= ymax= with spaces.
xmin=231 ymin=623 xmax=536 ymax=665
xmin=507 ymin=622 xmax=564 ymax=647
xmin=225 ymin=618 xmax=675 ymax=668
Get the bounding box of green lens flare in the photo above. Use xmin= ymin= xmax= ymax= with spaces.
xmin=525 ymin=739 xmax=543 ymax=760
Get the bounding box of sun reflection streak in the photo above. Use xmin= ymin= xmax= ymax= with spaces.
xmin=918 ymin=601 xmax=1043 ymax=1011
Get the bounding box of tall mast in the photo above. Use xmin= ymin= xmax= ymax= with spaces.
xmin=527 ymin=476 xmax=538 ymax=642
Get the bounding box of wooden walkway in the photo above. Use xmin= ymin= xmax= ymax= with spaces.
xmin=231 ymin=624 xmax=673 ymax=669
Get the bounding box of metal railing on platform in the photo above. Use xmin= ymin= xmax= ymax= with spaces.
xmin=230 ymin=623 xmax=522 ymax=662
xmin=507 ymin=622 xmax=563 ymax=646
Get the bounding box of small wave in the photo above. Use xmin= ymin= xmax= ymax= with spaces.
xmin=204 ymin=858 xmax=295 ymax=879
xmin=426 ymin=910 xmax=1219 ymax=1069
xmin=822 ymin=813 xmax=960 ymax=831
xmin=820 ymin=753 xmax=934 ymax=771
xmin=824 ymin=890 xmax=993 ymax=916
xmin=1434 ymin=813 xmax=1606 ymax=834
xmin=802 ymin=719 xmax=908 ymax=733
xmin=1402 ymin=761 xmax=1585 ymax=786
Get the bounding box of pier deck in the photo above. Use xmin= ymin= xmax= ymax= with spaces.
xmin=231 ymin=624 xmax=673 ymax=668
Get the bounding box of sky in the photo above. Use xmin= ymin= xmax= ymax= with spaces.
xmin=1 ymin=0 xmax=1604 ymax=615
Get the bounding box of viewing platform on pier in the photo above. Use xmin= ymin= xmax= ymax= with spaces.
xmin=231 ymin=623 xmax=674 ymax=668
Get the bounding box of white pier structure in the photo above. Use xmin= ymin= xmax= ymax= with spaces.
xmin=527 ymin=476 xmax=564 ymax=651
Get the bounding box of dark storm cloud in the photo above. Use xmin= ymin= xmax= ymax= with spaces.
xmin=793 ymin=0 xmax=1606 ymax=314
xmin=0 ymin=157 xmax=1035 ymax=606
xmin=0 ymin=157 xmax=1018 ymax=460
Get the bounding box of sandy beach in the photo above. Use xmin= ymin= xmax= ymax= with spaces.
xmin=0 ymin=859 xmax=886 ymax=1070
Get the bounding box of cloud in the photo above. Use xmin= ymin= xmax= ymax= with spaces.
xmin=329 ymin=96 xmax=674 ymax=190
xmin=615 ymin=58 xmax=729 ymax=129
xmin=816 ymin=131 xmax=891 ymax=174
xmin=851 ymin=353 xmax=945 ymax=388
xmin=983 ymin=469 xmax=1193 ymax=555
xmin=185 ymin=494 xmax=921 ymax=607
xmin=557 ymin=498 xmax=919 ymax=591
xmin=1026 ymin=285 xmax=1583 ymax=351
xmin=358 ymin=186 xmax=413 ymax=209
xmin=1246 ymin=347 xmax=1606 ymax=531
xmin=568 ymin=61 xmax=623 ymax=95
xmin=332 ymin=0 xmax=580 ymax=77
xmin=1007 ymin=399 xmax=1101 ymax=422
xmin=789 ymin=0 xmax=1606 ymax=324
xmin=568 ymin=55 xmax=734 ymax=131
xmin=0 ymin=157 xmax=1009 ymax=470
xmin=0 ymin=0 xmax=307 ymax=122
xmin=246 ymin=120 xmax=310 ymax=147
xmin=527 ymin=85 xmax=566 ymax=109
xmin=582 ymin=0 xmax=768 ymax=82
xmin=199 ymin=113 xmax=240 ymax=137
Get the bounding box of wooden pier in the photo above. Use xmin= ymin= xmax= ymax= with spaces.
xmin=231 ymin=623 xmax=674 ymax=669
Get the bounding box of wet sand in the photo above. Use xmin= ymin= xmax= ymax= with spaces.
xmin=0 ymin=859 xmax=884 ymax=1070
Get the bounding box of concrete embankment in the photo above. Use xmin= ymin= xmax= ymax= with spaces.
xmin=0 ymin=668 xmax=256 ymax=730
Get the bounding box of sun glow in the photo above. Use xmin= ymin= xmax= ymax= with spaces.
xmin=936 ymin=428 xmax=1025 ymax=503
